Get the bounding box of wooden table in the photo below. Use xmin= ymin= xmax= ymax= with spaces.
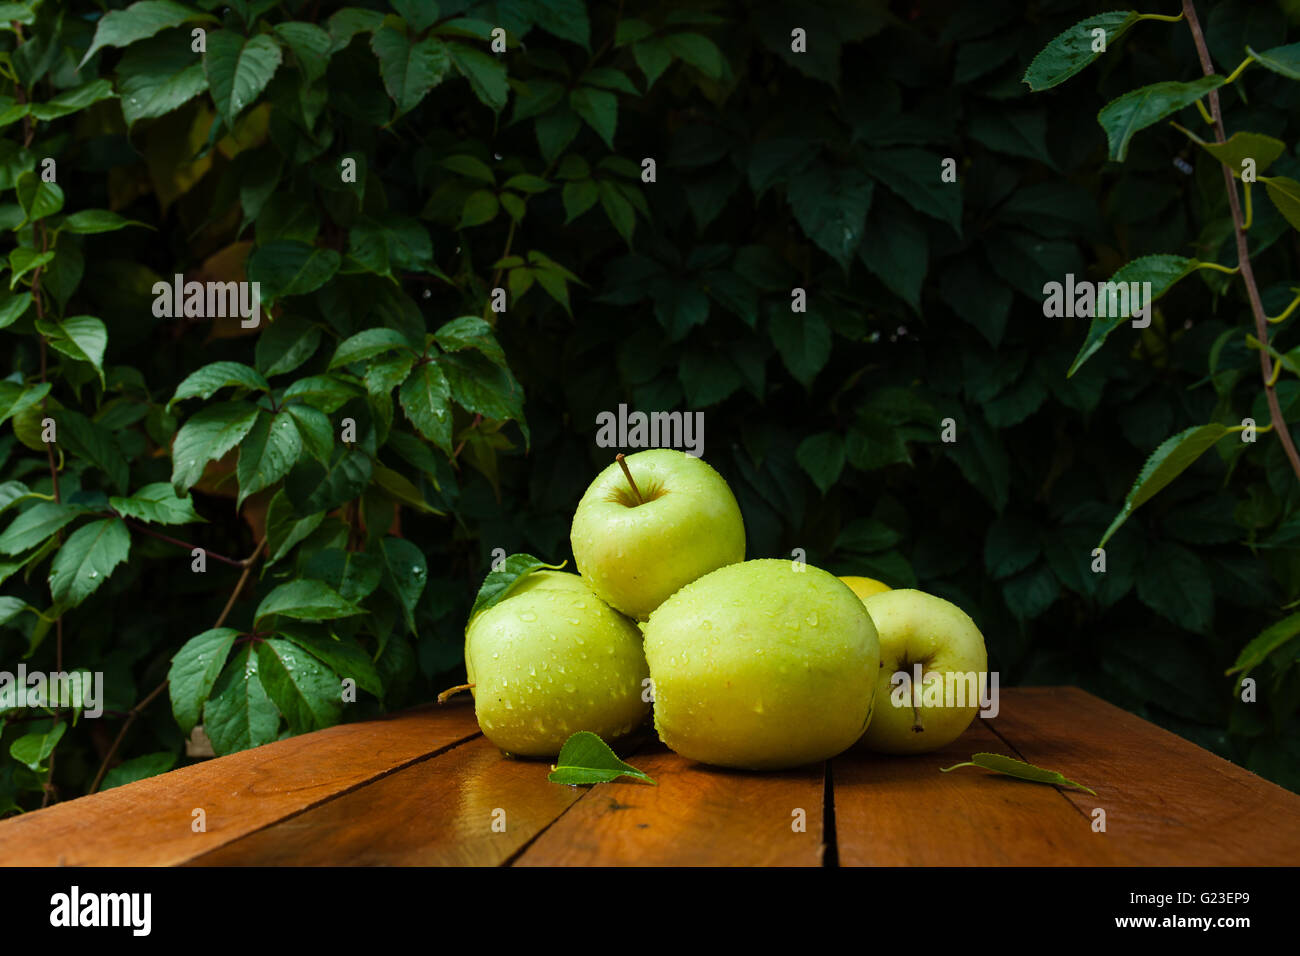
xmin=3 ymin=687 xmax=1297 ymax=866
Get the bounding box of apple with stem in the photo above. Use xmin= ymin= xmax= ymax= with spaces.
xmin=570 ymin=449 xmax=745 ymax=620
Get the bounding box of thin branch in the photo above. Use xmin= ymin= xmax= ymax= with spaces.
xmin=86 ymin=535 xmax=266 ymax=795
xmin=1182 ymin=0 xmax=1300 ymax=482
xmin=121 ymin=517 xmax=244 ymax=568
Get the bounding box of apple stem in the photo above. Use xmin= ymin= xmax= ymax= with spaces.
xmin=437 ymin=683 xmax=475 ymax=704
xmin=615 ymin=453 xmax=645 ymax=505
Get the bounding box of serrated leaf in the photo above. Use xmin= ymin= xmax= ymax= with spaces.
xmin=379 ymin=536 xmax=427 ymax=635
xmin=399 ymin=362 xmax=453 ymax=454
xmin=570 ymin=86 xmax=616 ymax=148
xmin=171 ymin=401 xmax=260 ymax=495
xmin=941 ymin=752 xmax=1095 ymax=795
xmin=1264 ymin=177 xmax=1300 ymax=234
xmin=0 ymin=502 xmax=80 ymax=555
xmin=255 ymin=579 xmax=364 ymax=626
xmin=1068 ymin=255 xmax=1200 ymax=375
xmin=255 ymin=316 xmax=322 ymax=377
xmin=168 ymin=627 xmax=238 ymax=735
xmin=204 ymin=30 xmax=282 ymax=125
xmin=329 ymin=327 xmax=416 ymax=369
xmin=236 ymin=409 xmax=302 ymax=506
xmin=469 ymin=553 xmax=565 ymax=618
xmin=0 ymin=381 xmax=49 ymax=427
xmin=280 ymin=625 xmax=382 ymax=697
xmin=117 ymin=31 xmax=209 ymax=127
xmin=1098 ymin=77 xmax=1225 ymax=163
xmin=795 ymin=433 xmax=844 ymax=495
xmin=1249 ymin=42 xmax=1300 ymax=80
xmin=203 ymin=645 xmax=281 ymax=755
xmin=371 ymin=26 xmax=450 ymax=116
xmin=169 ymin=361 xmax=269 ymax=408
xmin=257 ymin=638 xmax=342 ymax=733
xmin=1022 ymin=12 xmax=1140 ymax=92
xmin=36 ymin=315 xmax=107 ymax=386
xmin=1100 ymin=424 xmax=1234 ymax=548
xmin=10 ymin=723 xmax=66 ymax=771
xmin=457 ymin=189 xmax=498 ymax=229
xmin=548 ymin=731 xmax=655 ymax=786
xmin=447 ymin=42 xmax=508 ymax=111
xmin=48 ymin=518 xmax=130 ymax=608
xmin=1227 ymin=612 xmax=1300 ymax=680
xmin=246 ymin=240 xmax=341 ymax=307
xmin=110 ymin=482 xmax=203 ymax=525
xmin=81 ymin=0 xmax=213 ymax=67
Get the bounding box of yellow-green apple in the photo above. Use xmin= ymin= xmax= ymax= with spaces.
xmin=839 ymin=575 xmax=891 ymax=600
xmin=643 ymin=558 xmax=879 ymax=769
xmin=465 ymin=571 xmax=649 ymax=757
xmin=570 ymin=449 xmax=745 ymax=620
xmin=855 ymin=588 xmax=988 ymax=754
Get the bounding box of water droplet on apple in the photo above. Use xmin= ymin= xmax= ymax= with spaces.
xmin=519 ymin=611 xmax=537 ymax=622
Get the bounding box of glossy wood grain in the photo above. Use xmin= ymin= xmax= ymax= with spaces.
xmin=0 ymin=701 xmax=481 ymax=866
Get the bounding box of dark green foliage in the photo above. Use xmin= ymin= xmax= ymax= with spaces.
xmin=2 ymin=0 xmax=1300 ymax=811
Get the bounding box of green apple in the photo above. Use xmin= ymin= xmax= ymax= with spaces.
xmin=643 ymin=558 xmax=879 ymax=770
xmin=465 ymin=571 xmax=650 ymax=757
xmin=855 ymin=588 xmax=988 ymax=754
xmin=570 ymin=449 xmax=745 ymax=620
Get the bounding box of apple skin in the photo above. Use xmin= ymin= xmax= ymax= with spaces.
xmin=854 ymin=589 xmax=988 ymax=755
xmin=465 ymin=572 xmax=650 ymax=757
xmin=840 ymin=575 xmax=891 ymax=600
xmin=643 ymin=558 xmax=879 ymax=770
xmin=570 ymin=449 xmax=745 ymax=620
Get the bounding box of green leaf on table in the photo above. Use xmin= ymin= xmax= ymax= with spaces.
xmin=204 ymin=30 xmax=282 ymax=125
xmin=110 ymin=482 xmax=203 ymax=525
xmin=169 ymin=361 xmax=269 ymax=408
xmin=171 ymin=401 xmax=260 ymax=495
xmin=469 ymin=553 xmax=565 ymax=618
xmin=1226 ymin=612 xmax=1300 ymax=682
xmin=1098 ymin=77 xmax=1224 ymax=163
xmin=101 ymin=751 xmax=178 ymax=790
xmin=255 ymin=579 xmax=364 ymax=626
xmin=941 ymin=752 xmax=1095 ymax=795
xmin=256 ymin=638 xmax=342 ymax=733
xmin=1022 ymin=12 xmax=1140 ymax=91
xmin=1067 ymin=255 xmax=1200 ymax=375
xmin=35 ymin=316 xmax=107 ymax=386
xmin=80 ymin=0 xmax=214 ymax=67
xmin=548 ymin=731 xmax=655 ymax=786
xmin=48 ymin=518 xmax=130 ymax=608
xmin=1099 ymin=424 xmax=1234 ymax=548
xmin=10 ymin=722 xmax=66 ymax=771
xmin=1248 ymin=42 xmax=1300 ymax=80
xmin=203 ymin=645 xmax=281 ymax=755
xmin=0 ymin=502 xmax=81 ymax=555
xmin=371 ymin=26 xmax=450 ymax=116
xmin=168 ymin=627 xmax=239 ymax=735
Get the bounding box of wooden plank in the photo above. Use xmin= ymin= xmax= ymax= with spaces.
xmin=833 ymin=706 xmax=1122 ymax=866
xmin=0 ymin=701 xmax=481 ymax=866
xmin=189 ymin=735 xmax=585 ymax=866
xmin=987 ymin=686 xmax=1300 ymax=865
xmin=513 ymin=741 xmax=826 ymax=866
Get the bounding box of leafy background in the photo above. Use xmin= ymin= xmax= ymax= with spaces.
xmin=3 ymin=0 xmax=1300 ymax=811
